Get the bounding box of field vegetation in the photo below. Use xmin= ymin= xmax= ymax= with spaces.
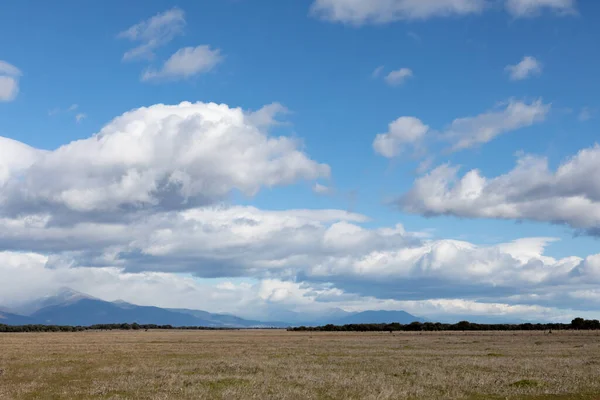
xmin=1 ymin=330 xmax=599 ymax=399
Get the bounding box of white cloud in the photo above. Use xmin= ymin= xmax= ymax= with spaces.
xmin=372 ymin=99 xmax=548 ymax=158
xmin=313 ymin=183 xmax=334 ymax=195
xmin=0 ymin=60 xmax=21 ymax=102
xmin=373 ymin=117 xmax=430 ymax=158
xmin=0 ymin=102 xmax=329 ymax=216
xmin=506 ymin=0 xmax=576 ymax=17
xmin=245 ymin=103 xmax=289 ymax=128
xmin=310 ymin=0 xmax=486 ymax=25
xmin=0 ymin=137 xmax=43 ymax=187
xmin=444 ymin=99 xmax=550 ymax=151
xmin=384 ymin=68 xmax=413 ymax=86
xmin=3 ymin=99 xmax=598 ymax=322
xmin=506 ymin=56 xmax=542 ymax=80
xmin=1 ymin=198 xmax=596 ymax=304
xmin=0 ymin=226 xmax=598 ymax=322
xmin=48 ymin=104 xmax=85 ymax=120
xmin=400 ymin=144 xmax=600 ymax=234
xmin=142 ymin=45 xmax=223 ymax=81
xmin=118 ymin=8 xmax=185 ymax=61
xmin=372 ymin=65 xmax=385 ymax=78
xmin=578 ymin=107 xmax=593 ymax=122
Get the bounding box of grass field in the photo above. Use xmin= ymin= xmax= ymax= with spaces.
xmin=0 ymin=330 xmax=599 ymax=399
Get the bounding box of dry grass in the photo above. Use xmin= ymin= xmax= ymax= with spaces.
xmin=1 ymin=330 xmax=599 ymax=399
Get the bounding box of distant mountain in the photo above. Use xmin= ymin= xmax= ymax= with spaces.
xmin=9 ymin=288 xmax=286 ymax=327
xmin=0 ymin=311 xmax=36 ymax=325
xmin=329 ymin=310 xmax=424 ymax=325
xmin=167 ymin=308 xmax=286 ymax=328
xmin=32 ymin=298 xmax=231 ymax=327
xmin=10 ymin=288 xmax=96 ymax=316
xmin=1 ymin=288 xmax=425 ymax=328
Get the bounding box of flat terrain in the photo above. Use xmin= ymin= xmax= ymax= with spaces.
xmin=0 ymin=330 xmax=599 ymax=399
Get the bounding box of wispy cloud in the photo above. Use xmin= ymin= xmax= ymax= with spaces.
xmin=506 ymin=0 xmax=576 ymax=18
xmin=372 ymin=65 xmax=385 ymax=78
xmin=578 ymin=107 xmax=594 ymax=122
xmin=310 ymin=0 xmax=486 ymax=25
xmin=0 ymin=60 xmax=22 ymax=102
xmin=384 ymin=68 xmax=413 ymax=86
xmin=142 ymin=45 xmax=223 ymax=82
xmin=506 ymin=56 xmax=542 ymax=81
xmin=118 ymin=8 xmax=186 ymax=61
xmin=444 ymin=99 xmax=550 ymax=151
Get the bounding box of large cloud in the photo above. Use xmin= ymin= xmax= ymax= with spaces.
xmin=0 ymin=202 xmax=596 ymax=306
xmin=0 ymin=102 xmax=329 ymax=219
xmin=0 ymin=250 xmax=595 ymax=323
xmin=400 ymin=144 xmax=600 ymax=234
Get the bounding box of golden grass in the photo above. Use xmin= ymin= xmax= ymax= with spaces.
xmin=1 ymin=330 xmax=599 ymax=399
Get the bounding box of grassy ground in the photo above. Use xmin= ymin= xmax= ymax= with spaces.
xmin=0 ymin=330 xmax=599 ymax=399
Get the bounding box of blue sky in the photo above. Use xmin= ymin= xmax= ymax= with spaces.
xmin=0 ymin=0 xmax=599 ymax=322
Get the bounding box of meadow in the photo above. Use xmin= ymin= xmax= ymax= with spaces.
xmin=0 ymin=329 xmax=599 ymax=399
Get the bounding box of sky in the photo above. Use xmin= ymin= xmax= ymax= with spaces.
xmin=0 ymin=0 xmax=599 ymax=323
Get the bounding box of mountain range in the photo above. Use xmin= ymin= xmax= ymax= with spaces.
xmin=0 ymin=288 xmax=424 ymax=327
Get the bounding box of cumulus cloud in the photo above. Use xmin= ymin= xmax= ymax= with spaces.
xmin=444 ymin=99 xmax=550 ymax=151
xmin=400 ymin=144 xmax=600 ymax=234
xmin=310 ymin=0 xmax=486 ymax=25
xmin=384 ymin=68 xmax=413 ymax=86
xmin=506 ymin=56 xmax=542 ymax=80
xmin=0 ymin=198 xmax=597 ymax=307
xmin=372 ymin=99 xmax=549 ymax=158
xmin=0 ymin=227 xmax=597 ymax=322
xmin=0 ymin=102 xmax=329 ymax=217
xmin=142 ymin=45 xmax=223 ymax=82
xmin=118 ymin=8 xmax=185 ymax=61
xmin=373 ymin=117 xmax=430 ymax=158
xmin=2 ymin=99 xmax=597 ymax=322
xmin=506 ymin=0 xmax=576 ymax=17
xmin=0 ymin=137 xmax=44 ymax=187
xmin=0 ymin=60 xmax=21 ymax=102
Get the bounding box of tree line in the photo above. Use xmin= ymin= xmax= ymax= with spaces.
xmin=2 ymin=318 xmax=599 ymax=333
xmin=0 ymin=323 xmax=241 ymax=333
xmin=287 ymin=318 xmax=600 ymax=332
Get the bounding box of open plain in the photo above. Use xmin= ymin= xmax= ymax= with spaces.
xmin=0 ymin=329 xmax=599 ymax=399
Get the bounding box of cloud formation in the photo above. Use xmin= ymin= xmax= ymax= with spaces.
xmin=310 ymin=0 xmax=576 ymax=24
xmin=506 ymin=56 xmax=542 ymax=80
xmin=2 ymin=249 xmax=594 ymax=323
xmin=142 ymin=45 xmax=223 ymax=81
xmin=310 ymin=0 xmax=486 ymax=25
xmin=0 ymin=102 xmax=329 ymax=218
xmin=373 ymin=117 xmax=429 ymax=158
xmin=118 ymin=8 xmax=185 ymax=61
xmin=384 ymin=68 xmax=414 ymax=86
xmin=400 ymin=144 xmax=600 ymax=235
xmin=0 ymin=60 xmax=21 ymax=102
xmin=372 ymin=99 xmax=550 ymax=158
xmin=444 ymin=99 xmax=550 ymax=151
xmin=506 ymin=0 xmax=576 ymax=18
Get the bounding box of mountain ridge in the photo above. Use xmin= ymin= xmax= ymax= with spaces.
xmin=0 ymin=288 xmax=425 ymax=327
